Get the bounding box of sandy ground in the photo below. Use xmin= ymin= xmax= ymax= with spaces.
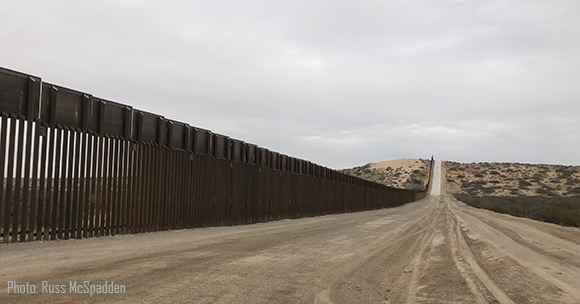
xmin=1 ymin=165 xmax=580 ymax=303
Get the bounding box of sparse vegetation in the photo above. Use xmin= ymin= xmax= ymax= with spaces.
xmin=455 ymin=194 xmax=580 ymax=227
xmin=342 ymin=159 xmax=430 ymax=191
xmin=447 ymin=161 xmax=580 ymax=227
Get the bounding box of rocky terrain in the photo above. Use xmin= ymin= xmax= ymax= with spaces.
xmin=342 ymin=159 xmax=430 ymax=191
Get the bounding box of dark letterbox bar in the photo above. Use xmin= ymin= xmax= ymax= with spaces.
xmin=0 ymin=67 xmax=41 ymax=120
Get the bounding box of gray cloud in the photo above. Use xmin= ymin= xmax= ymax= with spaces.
xmin=2 ymin=0 xmax=579 ymax=168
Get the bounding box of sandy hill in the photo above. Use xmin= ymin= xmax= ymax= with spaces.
xmin=342 ymin=159 xmax=429 ymax=191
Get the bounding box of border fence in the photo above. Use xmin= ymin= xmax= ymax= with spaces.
xmin=0 ymin=67 xmax=432 ymax=243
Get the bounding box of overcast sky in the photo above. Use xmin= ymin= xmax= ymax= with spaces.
xmin=2 ymin=1 xmax=579 ymax=168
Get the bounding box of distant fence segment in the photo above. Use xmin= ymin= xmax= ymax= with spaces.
xmin=0 ymin=67 xmax=430 ymax=243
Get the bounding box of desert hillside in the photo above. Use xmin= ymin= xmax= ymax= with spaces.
xmin=342 ymin=159 xmax=429 ymax=191
xmin=445 ymin=161 xmax=580 ymax=227
xmin=445 ymin=161 xmax=580 ymax=197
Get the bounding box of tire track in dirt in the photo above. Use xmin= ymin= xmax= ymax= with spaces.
xmin=446 ymin=200 xmax=514 ymax=304
xmin=450 ymin=196 xmax=580 ymax=304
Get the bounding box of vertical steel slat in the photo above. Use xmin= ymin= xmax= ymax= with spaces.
xmin=144 ymin=145 xmax=154 ymax=232
xmin=111 ymin=138 xmax=120 ymax=235
xmin=88 ymin=134 xmax=98 ymax=237
xmin=88 ymin=135 xmax=98 ymax=238
xmin=76 ymin=132 xmax=87 ymax=239
xmin=63 ymin=130 xmax=75 ymax=239
xmin=119 ymin=140 xmax=127 ymax=235
xmin=115 ymin=138 xmax=123 ymax=234
xmin=180 ymin=152 xmax=188 ymax=227
xmin=11 ymin=119 xmax=26 ymax=242
xmin=50 ymin=128 xmax=62 ymax=240
xmin=70 ymin=131 xmax=81 ymax=239
xmin=4 ymin=119 xmax=17 ymax=242
xmin=172 ymin=151 xmax=179 ymax=229
xmin=0 ymin=117 xmax=7 ymax=242
xmin=112 ymin=138 xmax=121 ymax=235
xmin=185 ymin=153 xmax=194 ymax=228
xmin=120 ymin=140 xmax=129 ymax=234
xmin=43 ymin=128 xmax=55 ymax=241
xmin=142 ymin=144 xmax=149 ymax=233
xmin=128 ymin=144 xmax=139 ymax=233
xmin=135 ymin=143 xmax=143 ymax=233
xmin=100 ymin=136 xmax=109 ymax=237
xmin=165 ymin=150 xmax=173 ymax=229
xmin=99 ymin=137 xmax=109 ymax=237
xmin=162 ymin=149 xmax=170 ymax=230
xmin=19 ymin=120 xmax=33 ymax=241
xmin=123 ymin=140 xmax=130 ymax=234
xmin=126 ymin=142 xmax=136 ymax=234
xmin=83 ymin=134 xmax=94 ymax=238
xmin=175 ymin=151 xmax=181 ymax=228
xmin=35 ymin=126 xmax=48 ymax=241
xmin=157 ymin=149 xmax=164 ymax=230
xmin=108 ymin=138 xmax=117 ymax=235
xmin=28 ymin=122 xmax=40 ymax=241
xmin=166 ymin=151 xmax=173 ymax=229
xmin=59 ymin=129 xmax=70 ymax=240
xmin=134 ymin=144 xmax=144 ymax=232
xmin=105 ymin=137 xmax=114 ymax=236
xmin=152 ymin=145 xmax=161 ymax=231
xmin=124 ymin=142 xmax=133 ymax=234
xmin=174 ymin=152 xmax=181 ymax=228
xmin=94 ymin=136 xmax=105 ymax=237
xmin=124 ymin=140 xmax=133 ymax=234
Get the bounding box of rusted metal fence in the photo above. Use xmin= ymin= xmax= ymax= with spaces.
xmin=0 ymin=67 xmax=430 ymax=243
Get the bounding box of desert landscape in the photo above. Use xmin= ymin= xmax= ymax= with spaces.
xmin=2 ymin=161 xmax=580 ymax=304
xmin=342 ymin=159 xmax=430 ymax=191
xmin=445 ymin=161 xmax=580 ymax=227
xmin=445 ymin=161 xmax=580 ymax=197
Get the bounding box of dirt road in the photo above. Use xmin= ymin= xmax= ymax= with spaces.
xmin=1 ymin=163 xmax=580 ymax=303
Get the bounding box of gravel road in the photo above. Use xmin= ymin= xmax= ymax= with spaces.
xmin=1 ymin=162 xmax=579 ymax=303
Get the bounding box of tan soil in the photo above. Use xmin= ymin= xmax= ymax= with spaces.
xmin=1 ymin=165 xmax=580 ymax=303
